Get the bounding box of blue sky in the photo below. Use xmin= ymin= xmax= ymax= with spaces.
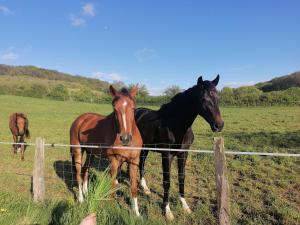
xmin=0 ymin=0 xmax=299 ymax=95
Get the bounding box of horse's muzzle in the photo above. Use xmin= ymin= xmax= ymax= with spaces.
xmin=120 ymin=134 xmax=132 ymax=146
xmin=212 ymin=121 xmax=224 ymax=132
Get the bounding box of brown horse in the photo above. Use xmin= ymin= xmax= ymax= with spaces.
xmin=9 ymin=112 xmax=30 ymax=160
xmin=70 ymin=85 xmax=143 ymax=216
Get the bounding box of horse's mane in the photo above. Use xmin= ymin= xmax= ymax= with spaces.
xmin=158 ymin=85 xmax=198 ymax=117
xmin=158 ymin=80 xmax=217 ymax=118
xmin=113 ymin=88 xmax=135 ymax=104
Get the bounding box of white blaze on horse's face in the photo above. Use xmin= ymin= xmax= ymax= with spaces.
xmin=122 ymin=100 xmax=128 ymax=131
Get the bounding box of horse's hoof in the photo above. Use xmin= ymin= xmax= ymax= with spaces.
xmin=165 ymin=211 xmax=174 ymax=221
xmin=78 ymin=196 xmax=84 ymax=203
xmin=144 ymin=188 xmax=151 ymax=195
xmin=183 ymin=207 xmax=192 ymax=214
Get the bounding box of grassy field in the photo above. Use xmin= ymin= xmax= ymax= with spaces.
xmin=0 ymin=95 xmax=299 ymax=225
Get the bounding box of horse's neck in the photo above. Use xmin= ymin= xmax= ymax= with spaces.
xmin=108 ymin=112 xmax=119 ymax=134
xmin=162 ymin=97 xmax=198 ymax=133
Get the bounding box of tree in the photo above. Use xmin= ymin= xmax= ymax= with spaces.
xmin=164 ymin=85 xmax=181 ymax=98
xmin=111 ymin=81 xmax=126 ymax=91
xmin=128 ymin=83 xmax=149 ymax=97
xmin=26 ymin=84 xmax=49 ymax=98
xmin=48 ymin=84 xmax=69 ymax=101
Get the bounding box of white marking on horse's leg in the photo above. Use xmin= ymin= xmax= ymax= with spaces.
xmin=140 ymin=177 xmax=151 ymax=195
xmin=17 ymin=147 xmax=21 ymax=153
xmin=132 ymin=197 xmax=140 ymax=216
xmin=122 ymin=113 xmax=127 ymax=131
xmin=165 ymin=203 xmax=174 ymax=221
xmin=180 ymin=196 xmax=192 ymax=214
xmin=78 ymin=184 xmax=84 ymax=203
xmin=83 ymin=179 xmax=88 ymax=195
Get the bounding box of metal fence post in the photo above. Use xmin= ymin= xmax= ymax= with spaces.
xmin=213 ymin=137 xmax=230 ymax=225
xmin=33 ymin=137 xmax=45 ymax=202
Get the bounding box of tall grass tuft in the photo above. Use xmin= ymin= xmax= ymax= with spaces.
xmin=51 ymin=168 xmax=122 ymax=225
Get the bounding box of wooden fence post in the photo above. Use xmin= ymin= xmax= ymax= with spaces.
xmin=213 ymin=137 xmax=230 ymax=225
xmin=33 ymin=137 xmax=45 ymax=202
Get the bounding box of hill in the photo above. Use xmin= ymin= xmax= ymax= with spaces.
xmin=255 ymin=71 xmax=300 ymax=92
xmin=0 ymin=64 xmax=109 ymax=92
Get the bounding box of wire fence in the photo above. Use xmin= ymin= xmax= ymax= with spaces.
xmin=0 ymin=141 xmax=299 ymax=157
xmin=0 ymin=139 xmax=299 ymax=224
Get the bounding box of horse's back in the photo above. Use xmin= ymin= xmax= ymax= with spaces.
xmin=9 ymin=113 xmax=17 ymax=133
xmin=70 ymin=112 xmax=114 ymax=145
xmin=9 ymin=112 xmax=29 ymax=136
xmin=135 ymin=108 xmax=160 ymax=145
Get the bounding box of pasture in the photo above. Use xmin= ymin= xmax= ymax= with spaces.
xmin=0 ymin=95 xmax=299 ymax=225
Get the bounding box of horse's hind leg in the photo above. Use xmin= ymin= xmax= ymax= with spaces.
xmin=139 ymin=150 xmax=151 ymax=195
xmin=19 ymin=135 xmax=25 ymax=160
xmin=12 ymin=135 xmax=18 ymax=154
xmin=162 ymin=153 xmax=175 ymax=220
xmin=129 ymin=158 xmax=140 ymax=216
xmin=178 ymin=152 xmax=191 ymax=214
xmin=82 ymin=150 xmax=94 ymax=196
xmin=72 ymin=147 xmax=84 ymax=202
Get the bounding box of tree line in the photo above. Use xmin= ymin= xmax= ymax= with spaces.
xmin=0 ymin=81 xmax=299 ymax=106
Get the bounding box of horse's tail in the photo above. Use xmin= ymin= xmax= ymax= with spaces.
xmin=71 ymin=147 xmax=76 ymax=173
xmin=24 ymin=115 xmax=30 ymax=138
xmin=25 ymin=128 xmax=30 ymax=138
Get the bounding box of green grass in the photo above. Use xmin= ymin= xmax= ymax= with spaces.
xmin=0 ymin=95 xmax=299 ymax=225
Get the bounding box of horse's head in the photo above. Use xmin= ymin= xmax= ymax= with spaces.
xmin=195 ymin=75 xmax=224 ymax=132
xmin=110 ymin=85 xmax=139 ymax=146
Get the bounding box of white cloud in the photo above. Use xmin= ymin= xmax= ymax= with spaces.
xmin=0 ymin=5 xmax=13 ymax=15
xmin=93 ymin=71 xmax=127 ymax=82
xmin=0 ymin=49 xmax=19 ymax=60
xmin=69 ymin=14 xmax=86 ymax=26
xmin=82 ymin=3 xmax=95 ymax=17
xmin=135 ymin=48 xmax=156 ymax=62
xmin=69 ymin=3 xmax=96 ymax=27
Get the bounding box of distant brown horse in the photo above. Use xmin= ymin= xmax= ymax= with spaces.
xmin=70 ymin=85 xmax=143 ymax=216
xmin=9 ymin=112 xmax=30 ymax=160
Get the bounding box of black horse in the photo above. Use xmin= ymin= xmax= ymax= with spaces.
xmin=135 ymin=75 xmax=224 ymax=220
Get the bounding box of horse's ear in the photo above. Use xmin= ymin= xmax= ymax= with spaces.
xmin=129 ymin=84 xmax=139 ymax=97
xmin=109 ymin=85 xmax=117 ymax=96
xmin=197 ymin=76 xmax=203 ymax=86
xmin=212 ymin=74 xmax=220 ymax=86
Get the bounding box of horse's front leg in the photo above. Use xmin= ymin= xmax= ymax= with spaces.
xmin=129 ymin=158 xmax=140 ymax=216
xmin=139 ymin=150 xmax=151 ymax=195
xmin=110 ymin=157 xmax=121 ymax=197
xmin=178 ymin=152 xmax=191 ymax=214
xmin=162 ymin=153 xmax=174 ymax=221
